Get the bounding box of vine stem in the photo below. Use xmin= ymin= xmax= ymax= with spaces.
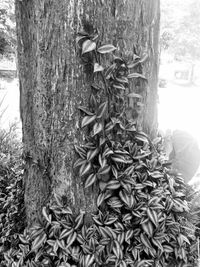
xmin=94 ymin=50 xmax=111 ymax=113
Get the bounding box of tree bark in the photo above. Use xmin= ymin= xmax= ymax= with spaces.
xmin=15 ymin=0 xmax=160 ymax=227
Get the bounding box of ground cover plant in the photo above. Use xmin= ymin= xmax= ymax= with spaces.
xmin=0 ymin=123 xmax=25 ymax=263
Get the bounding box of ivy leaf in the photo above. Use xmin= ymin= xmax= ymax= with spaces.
xmin=105 ymin=216 xmax=118 ymax=225
xmin=42 ymin=207 xmax=51 ymax=223
xmin=105 ymin=63 xmax=116 ymax=79
xmin=85 ymin=174 xmax=97 ymax=188
xmin=111 ymin=165 xmax=118 ymax=178
xmin=82 ymin=40 xmax=96 ymax=54
xmin=99 ymin=137 xmax=106 ymax=146
xmin=105 ymin=121 xmax=115 ymax=132
xmin=115 ymin=77 xmax=129 ymax=84
xmin=91 ymin=83 xmax=102 ymax=91
xmin=106 ymin=180 xmax=121 ymax=190
xmin=89 ymin=94 xmax=97 ymax=108
xmin=18 ymin=235 xmax=29 ymax=244
xmin=113 ymin=240 xmax=123 ymax=259
xmin=140 ymin=233 xmax=152 ymax=249
xmin=127 ymin=93 xmax=142 ymax=98
xmin=81 ymin=115 xmax=96 ymax=128
xmin=97 ymin=44 xmax=116 ymax=54
xmin=134 ymin=184 xmax=145 ymax=192
xmin=99 ymin=181 xmax=107 ymax=191
xmin=148 ymin=171 xmax=164 ymax=179
xmin=134 ymin=133 xmax=149 ymax=143
xmin=66 ymin=231 xmax=77 ymax=247
xmin=57 ymin=239 xmax=66 ymax=250
xmin=87 ymin=148 xmax=99 ymax=162
xmin=152 ymin=238 xmax=163 ymax=251
xmin=98 ymin=165 xmax=111 ymax=176
xmin=74 ymin=145 xmax=87 ymax=158
xmin=178 ymin=234 xmax=190 ymax=246
xmin=78 ymin=106 xmax=94 ymax=116
xmin=94 ymin=63 xmax=104 ymax=72
xmin=111 ymin=155 xmax=127 ymax=164
xmin=107 ymin=197 xmax=123 ymax=208
xmin=60 ymin=228 xmax=73 ymax=239
xmin=125 ymin=125 xmax=136 ymax=132
xmin=79 ymin=162 xmax=91 ymax=177
xmin=173 ymin=199 xmax=189 ymax=212
xmin=99 ymin=226 xmax=116 ymax=239
xmin=113 ymin=83 xmax=126 ymax=90
xmin=85 ymin=255 xmax=95 ymax=266
xmin=96 ymin=101 xmax=108 ymax=119
xmin=125 ymin=229 xmax=134 ymax=243
xmin=32 ymin=233 xmax=46 ymax=251
xmin=97 ymin=192 xmax=105 ymax=207
xmin=98 ymin=154 xmax=107 ymax=168
xmin=147 ymin=208 xmax=158 ymax=227
xmin=163 ymin=245 xmax=174 ymax=253
xmin=127 ymin=54 xmax=148 ymax=68
xmin=119 ymin=190 xmax=130 ymax=206
xmin=138 ymin=260 xmax=154 ymax=267
xmin=74 ymin=158 xmax=87 ymax=168
xmin=92 ymin=215 xmax=103 ymax=226
xmin=103 ymin=146 xmax=114 ymax=157
xmin=93 ymin=122 xmax=103 ymax=136
xmin=75 ymin=211 xmax=85 ymax=230
xmin=127 ymin=72 xmax=147 ymax=80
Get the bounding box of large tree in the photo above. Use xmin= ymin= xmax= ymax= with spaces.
xmin=15 ymin=0 xmax=160 ymax=227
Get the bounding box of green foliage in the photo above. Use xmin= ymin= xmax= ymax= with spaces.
xmin=0 ymin=124 xmax=21 ymax=166
xmin=2 ymin=29 xmax=200 ymax=266
xmin=0 ymin=124 xmax=25 ymax=263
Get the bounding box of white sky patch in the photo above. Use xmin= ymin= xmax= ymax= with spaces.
xmin=158 ymin=82 xmax=200 ymax=147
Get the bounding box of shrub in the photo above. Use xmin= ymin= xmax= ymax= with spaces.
xmin=0 ymin=123 xmax=25 ymax=263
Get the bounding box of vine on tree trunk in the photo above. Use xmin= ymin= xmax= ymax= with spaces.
xmin=2 ymin=28 xmax=198 ymax=267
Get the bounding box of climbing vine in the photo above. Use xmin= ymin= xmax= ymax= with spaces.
xmin=2 ymin=30 xmax=198 ymax=267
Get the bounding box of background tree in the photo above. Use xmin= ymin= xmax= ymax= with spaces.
xmin=15 ymin=0 xmax=160 ymax=227
xmin=0 ymin=0 xmax=15 ymax=58
xmin=161 ymin=0 xmax=200 ymax=61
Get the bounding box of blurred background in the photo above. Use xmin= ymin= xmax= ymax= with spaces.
xmin=159 ymin=0 xmax=200 ymax=187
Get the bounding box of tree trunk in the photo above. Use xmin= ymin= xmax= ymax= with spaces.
xmin=15 ymin=0 xmax=160 ymax=227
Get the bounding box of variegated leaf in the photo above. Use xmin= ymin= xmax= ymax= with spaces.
xmin=82 ymin=39 xmax=96 ymax=54
xmin=97 ymin=44 xmax=116 ymax=54
xmin=85 ymin=173 xmax=97 ymax=188
xmin=81 ymin=115 xmax=96 ymax=128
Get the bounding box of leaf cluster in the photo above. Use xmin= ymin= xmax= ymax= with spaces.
xmin=0 ymin=127 xmax=25 ymax=264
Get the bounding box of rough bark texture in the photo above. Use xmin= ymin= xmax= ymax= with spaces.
xmin=15 ymin=0 xmax=160 ymax=226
